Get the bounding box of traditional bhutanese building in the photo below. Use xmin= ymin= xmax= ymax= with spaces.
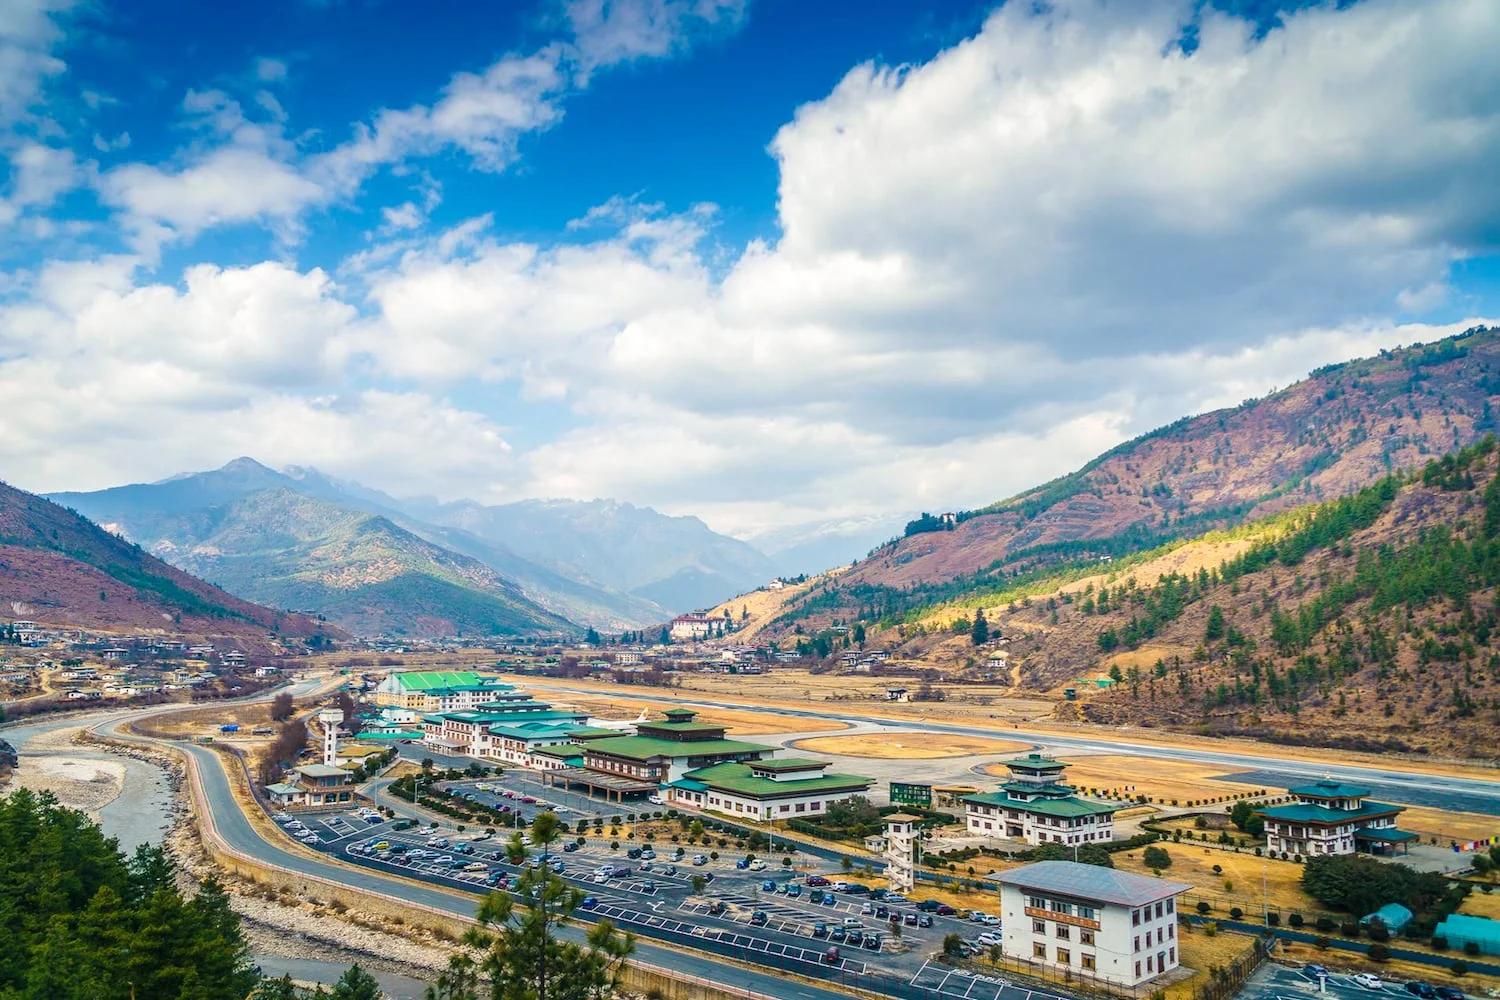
xmin=665 ymin=757 xmax=873 ymax=821
xmin=1256 ymin=779 xmax=1414 ymax=857
xmin=579 ymin=709 xmax=770 ymax=784
xmin=265 ymin=763 xmax=355 ymax=810
xmin=372 ymin=670 xmax=513 ymax=710
xmin=963 ymin=753 xmax=1117 ymax=847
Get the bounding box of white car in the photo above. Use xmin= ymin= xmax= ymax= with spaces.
xmin=977 ymin=914 xmax=1001 ymax=926
xmin=977 ymin=932 xmax=1003 ymax=947
xmin=647 ymin=794 xmax=664 ymax=805
xmin=1353 ymin=974 xmax=1384 ymax=990
xmin=592 ymin=872 xmax=609 ymax=883
xmin=748 ymin=860 xmax=766 ymax=871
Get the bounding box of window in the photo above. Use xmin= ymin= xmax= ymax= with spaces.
xmin=1081 ymin=954 xmax=1096 ymax=972
xmin=1080 ymin=930 xmax=1094 ymax=946
xmin=1056 ymin=925 xmax=1070 ymax=940
xmin=1168 ymin=924 xmax=1175 ymax=939
xmin=1034 ymin=943 xmax=1047 ymax=959
xmin=1078 ymin=906 xmax=1095 ymax=920
xmin=1132 ymin=909 xmax=1141 ymax=926
xmin=1135 ymin=962 xmax=1141 ymax=979
xmin=1133 ymin=936 xmax=1140 ymax=952
xmin=1146 ymin=956 xmax=1154 ymax=973
xmin=1169 ymin=947 xmax=1176 ymax=963
xmin=1050 ymin=900 xmax=1070 ymax=915
xmin=1028 ymin=896 xmax=1046 ymax=909
xmin=1155 ymin=901 xmax=1164 ymax=919
xmin=1033 ymin=920 xmax=1047 ymax=934
xmin=1166 ymin=899 xmax=1174 ymax=914
xmin=1056 ymin=948 xmax=1070 ymax=965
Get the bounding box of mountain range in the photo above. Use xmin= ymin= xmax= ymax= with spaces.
xmin=0 ymin=478 xmax=331 ymax=647
xmin=720 ymin=325 xmax=1500 ymax=754
xmin=48 ymin=459 xmax=780 ymax=637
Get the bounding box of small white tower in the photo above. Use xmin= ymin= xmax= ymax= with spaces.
xmin=884 ymin=813 xmax=920 ymax=893
xmin=318 ymin=708 xmax=344 ymax=767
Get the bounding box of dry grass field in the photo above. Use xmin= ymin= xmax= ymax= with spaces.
xmin=1460 ymin=888 xmax=1500 ymax=920
xmin=791 ymin=733 xmax=1030 ymax=759
xmin=1114 ymin=842 xmax=1322 ymax=917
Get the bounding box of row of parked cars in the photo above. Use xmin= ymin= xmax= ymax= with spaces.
xmin=274 ymin=815 xmax=323 ymax=845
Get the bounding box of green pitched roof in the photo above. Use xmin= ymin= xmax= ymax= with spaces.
xmin=681 ymin=762 xmax=872 ymax=800
xmin=567 ymin=727 xmax=619 ymax=738
xmin=390 ymin=671 xmax=506 ymax=692
xmin=748 ymin=758 xmax=828 ymax=772
xmin=1006 ymin=753 xmax=1068 ymax=771
xmin=582 ymin=734 xmax=770 ymax=761
xmin=1290 ymin=779 xmax=1372 ymax=799
xmin=1354 ymin=827 xmax=1418 ymax=842
xmin=964 ymin=791 xmax=1117 ymax=818
xmin=1256 ymin=800 xmax=1404 ymax=824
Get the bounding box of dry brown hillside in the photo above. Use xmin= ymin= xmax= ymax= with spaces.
xmin=767 ymin=326 xmax=1500 ymax=634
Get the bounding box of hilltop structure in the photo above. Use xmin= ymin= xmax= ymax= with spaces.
xmin=963 ymin=753 xmax=1117 ymax=846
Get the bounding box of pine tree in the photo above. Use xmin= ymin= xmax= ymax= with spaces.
xmin=970 ymin=609 xmax=989 ymax=646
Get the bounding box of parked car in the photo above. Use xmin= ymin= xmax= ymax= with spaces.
xmin=708 ymin=901 xmax=727 ymax=915
xmin=812 ymin=923 xmax=828 ymax=938
xmin=822 ymin=947 xmax=840 ymax=965
xmin=843 ymin=884 xmax=871 ymax=896
xmin=935 ymin=904 xmax=957 ymax=916
xmin=640 ymin=849 xmax=656 ymax=860
xmin=692 ymin=854 xmax=708 ymax=866
xmin=627 ymin=847 xmax=642 ymax=859
xmin=1354 ymin=974 xmax=1384 ymax=990
xmin=918 ymin=914 xmax=933 ymax=928
xmin=915 ymin=900 xmax=942 ymax=913
xmin=761 ymin=879 xmax=777 ymax=892
xmin=749 ymin=860 xmax=767 ymax=872
xmin=847 ymin=929 xmax=864 ymax=947
xmin=904 ymin=912 xmax=919 ymax=926
xmin=829 ymin=927 xmax=846 ymax=943
xmin=875 ymin=905 xmax=889 ymax=918
xmin=1306 ymin=965 xmax=1330 ymax=979
xmin=580 ymin=896 xmax=599 ymax=909
xmin=977 ymin=931 xmax=1003 ymax=947
xmin=787 ymin=885 xmax=801 ymax=898
xmin=1405 ymin=983 xmax=1436 ymax=999
xmin=863 ymin=934 xmax=881 ymax=951
xmin=1434 ymin=988 xmax=1465 ymax=1000
xmin=563 ymin=842 xmax=581 ymax=852
xmin=860 ymin=902 xmax=874 ymax=915
xmin=750 ymin=910 xmax=768 ymax=926
xmin=842 ymin=917 xmax=862 ymax=929
xmin=810 ymin=889 xmax=825 ymax=904
xmin=807 ymin=876 xmax=830 ymax=887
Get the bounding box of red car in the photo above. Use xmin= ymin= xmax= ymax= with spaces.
xmin=806 ymin=876 xmax=830 ymax=887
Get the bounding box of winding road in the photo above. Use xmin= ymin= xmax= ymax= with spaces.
xmin=76 ymin=696 xmax=858 ymax=1000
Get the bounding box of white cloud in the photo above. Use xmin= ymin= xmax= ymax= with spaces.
xmin=0 ymin=0 xmax=71 ymax=125
xmin=565 ymin=0 xmax=746 ymax=74
xmin=5 ymin=0 xmax=1500 ymax=543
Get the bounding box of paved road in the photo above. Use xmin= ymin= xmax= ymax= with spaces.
xmin=529 ymin=685 xmax=1500 ymax=815
xmin=99 ymin=717 xmax=858 ymax=1000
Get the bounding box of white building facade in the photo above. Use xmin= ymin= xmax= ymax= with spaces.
xmin=964 ymin=754 xmax=1116 ymax=847
xmin=998 ymin=861 xmax=1189 ymax=988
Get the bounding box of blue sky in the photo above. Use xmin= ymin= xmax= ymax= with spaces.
xmin=1 ymin=0 xmax=1497 ymax=551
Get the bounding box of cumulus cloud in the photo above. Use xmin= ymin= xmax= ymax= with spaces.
xmin=0 ymin=0 xmax=71 ymax=125
xmin=5 ymin=0 xmax=1500 ymax=542
xmin=565 ymin=0 xmax=746 ymax=74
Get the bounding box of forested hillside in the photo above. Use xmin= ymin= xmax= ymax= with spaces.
xmin=763 ymin=326 xmax=1500 ymax=635
xmin=874 ymin=438 xmax=1500 ymax=756
xmin=0 ymin=479 xmax=330 ymax=645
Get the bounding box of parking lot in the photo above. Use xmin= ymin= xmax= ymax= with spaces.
xmin=271 ymin=801 xmax=1031 ymax=997
xmin=1246 ymin=962 xmax=1483 ymax=1000
xmin=436 ymin=772 xmax=653 ymax=824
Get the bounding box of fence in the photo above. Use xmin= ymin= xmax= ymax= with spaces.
xmin=1190 ymin=933 xmax=1271 ymax=1000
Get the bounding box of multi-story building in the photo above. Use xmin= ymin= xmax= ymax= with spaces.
xmin=420 ymin=702 xmax=589 ymax=757
xmin=669 ymin=614 xmax=712 ymax=640
xmin=963 ymin=753 xmax=1117 ymax=846
xmin=581 ymin=708 xmax=770 ymax=784
xmin=1256 ymin=780 xmax=1414 ymax=857
xmin=372 ymin=671 xmax=511 ymax=710
xmin=664 ymin=757 xmax=872 ymax=821
xmin=998 ymin=861 xmax=1189 ymax=987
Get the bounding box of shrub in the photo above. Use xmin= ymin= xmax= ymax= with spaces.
xmin=1314 ymin=936 xmax=1331 ymax=951
xmin=1368 ymin=944 xmax=1390 ymax=962
xmin=1230 ymin=907 xmax=1244 ymax=920
xmin=1289 ymin=913 xmax=1304 ymax=928
xmin=1464 ymin=941 xmax=1480 ymax=957
xmin=1315 ymin=917 xmax=1335 ymax=932
xmin=1266 ymin=913 xmax=1280 ymax=927
xmin=1451 ymin=960 xmax=1469 ymax=977
xmin=1196 ymin=901 xmax=1211 ymax=915
xmin=1432 ymin=935 xmax=1448 ymax=951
